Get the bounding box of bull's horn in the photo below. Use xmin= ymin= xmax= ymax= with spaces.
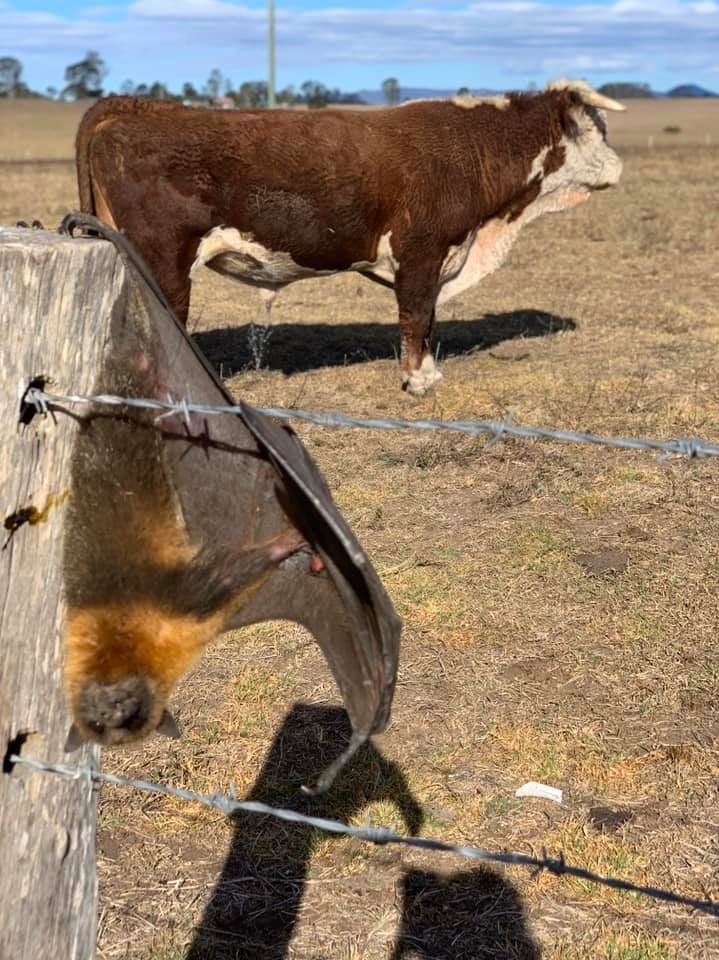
xmin=581 ymin=88 xmax=626 ymax=112
xmin=548 ymin=78 xmax=626 ymax=112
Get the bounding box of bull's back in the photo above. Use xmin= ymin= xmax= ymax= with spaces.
xmin=83 ymin=99 xmax=385 ymax=193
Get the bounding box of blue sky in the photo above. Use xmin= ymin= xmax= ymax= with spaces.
xmin=3 ymin=0 xmax=718 ymax=95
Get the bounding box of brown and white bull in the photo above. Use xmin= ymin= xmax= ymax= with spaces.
xmin=76 ymin=80 xmax=623 ymax=395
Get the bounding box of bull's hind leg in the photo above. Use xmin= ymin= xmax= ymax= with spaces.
xmin=395 ymin=259 xmax=443 ymax=396
xmin=137 ymin=232 xmax=201 ymax=326
xmin=93 ymin=213 xmax=198 ymax=324
xmin=90 ymin=176 xmax=206 ymax=325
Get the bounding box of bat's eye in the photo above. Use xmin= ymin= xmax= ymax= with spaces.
xmin=88 ymin=720 xmax=106 ymax=736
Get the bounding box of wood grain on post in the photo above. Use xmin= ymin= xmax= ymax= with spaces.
xmin=0 ymin=227 xmax=126 ymax=960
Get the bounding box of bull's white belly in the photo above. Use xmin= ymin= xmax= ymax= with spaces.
xmin=191 ymin=227 xmax=398 ymax=290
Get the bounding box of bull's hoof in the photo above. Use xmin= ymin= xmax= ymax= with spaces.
xmin=402 ymin=355 xmax=444 ymax=397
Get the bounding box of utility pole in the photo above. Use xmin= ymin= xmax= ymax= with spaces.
xmin=268 ymin=0 xmax=276 ymax=108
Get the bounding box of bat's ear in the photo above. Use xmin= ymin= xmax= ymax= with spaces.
xmin=156 ymin=710 xmax=181 ymax=739
xmin=64 ymin=723 xmax=86 ymax=753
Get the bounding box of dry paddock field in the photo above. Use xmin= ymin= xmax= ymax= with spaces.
xmin=1 ymin=98 xmax=718 ymax=960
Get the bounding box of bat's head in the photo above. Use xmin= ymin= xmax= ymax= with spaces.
xmin=64 ymin=604 xmax=210 ymax=750
xmin=66 ymin=674 xmax=181 ymax=750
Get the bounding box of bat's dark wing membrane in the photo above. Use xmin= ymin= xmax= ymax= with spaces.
xmin=232 ymin=403 xmax=400 ymax=740
xmin=63 ymin=214 xmax=401 ymax=790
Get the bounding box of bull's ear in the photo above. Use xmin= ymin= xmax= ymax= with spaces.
xmin=157 ymin=710 xmax=181 ymax=739
xmin=64 ymin=723 xmax=86 ymax=752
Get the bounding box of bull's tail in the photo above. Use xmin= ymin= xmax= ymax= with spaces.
xmin=75 ymin=112 xmax=94 ymax=213
xmin=75 ymin=98 xmax=123 ymax=213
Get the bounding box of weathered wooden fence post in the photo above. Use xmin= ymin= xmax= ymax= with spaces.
xmin=0 ymin=227 xmax=127 ymax=959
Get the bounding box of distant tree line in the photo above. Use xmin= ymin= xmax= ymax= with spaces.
xmin=0 ymin=52 xmax=369 ymax=107
xmin=2 ymin=55 xmax=713 ymax=106
xmin=0 ymin=56 xmax=43 ymax=98
xmin=597 ymin=81 xmax=654 ymax=99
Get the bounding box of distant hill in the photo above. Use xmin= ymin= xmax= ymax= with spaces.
xmin=355 ymin=86 xmax=499 ymax=105
xmin=354 ymin=82 xmax=717 ymax=105
xmin=666 ymin=84 xmax=717 ymax=98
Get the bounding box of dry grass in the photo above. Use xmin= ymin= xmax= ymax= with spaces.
xmin=2 ymin=99 xmax=718 ymax=960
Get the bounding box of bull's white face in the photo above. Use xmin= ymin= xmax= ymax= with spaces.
xmin=557 ymin=105 xmax=623 ymax=194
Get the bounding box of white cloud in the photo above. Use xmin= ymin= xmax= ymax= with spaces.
xmin=80 ymin=4 xmax=122 ymax=15
xmin=122 ymin=0 xmax=719 ymax=72
xmin=129 ymin=0 xmax=262 ymax=17
xmin=3 ymin=0 xmax=719 ymax=86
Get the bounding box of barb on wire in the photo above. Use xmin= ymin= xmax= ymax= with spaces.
xmin=21 ymin=387 xmax=719 ymax=460
xmin=11 ymin=754 xmax=719 ymax=918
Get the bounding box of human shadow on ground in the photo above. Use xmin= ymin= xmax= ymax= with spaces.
xmin=388 ymin=867 xmax=541 ymax=960
xmin=185 ymin=704 xmax=424 ymax=960
xmin=185 ymin=704 xmax=540 ymax=960
xmin=193 ymin=309 xmax=576 ymax=377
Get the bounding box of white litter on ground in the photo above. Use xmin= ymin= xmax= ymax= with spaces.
xmin=515 ymin=781 xmax=563 ymax=804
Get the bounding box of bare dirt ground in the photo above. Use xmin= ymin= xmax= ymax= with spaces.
xmin=1 ymin=99 xmax=718 ymax=960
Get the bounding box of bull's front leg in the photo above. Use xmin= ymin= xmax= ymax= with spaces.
xmin=395 ymin=258 xmax=443 ymax=397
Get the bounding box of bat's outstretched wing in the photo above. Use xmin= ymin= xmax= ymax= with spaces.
xmin=234 ymin=402 xmax=400 ymax=737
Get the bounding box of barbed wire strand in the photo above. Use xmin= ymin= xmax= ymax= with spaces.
xmin=11 ymin=754 xmax=718 ymax=918
xmin=24 ymin=387 xmax=719 ymax=460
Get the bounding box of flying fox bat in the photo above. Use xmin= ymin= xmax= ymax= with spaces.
xmin=61 ymin=213 xmax=401 ymax=792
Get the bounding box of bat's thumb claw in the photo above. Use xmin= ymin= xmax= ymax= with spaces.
xmin=268 ymin=526 xmax=308 ymax=562
xmin=300 ymin=732 xmax=366 ymax=797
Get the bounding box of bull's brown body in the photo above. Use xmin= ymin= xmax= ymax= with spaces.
xmin=76 ymin=83 xmax=623 ymax=393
